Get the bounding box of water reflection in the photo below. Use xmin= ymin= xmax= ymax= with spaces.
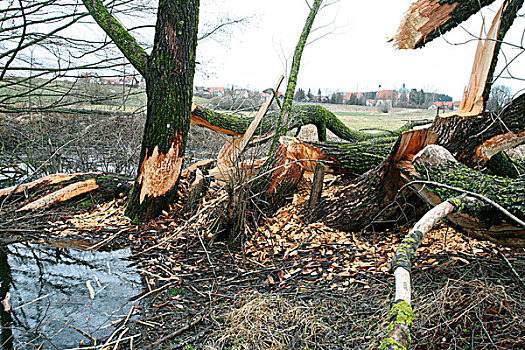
xmin=0 ymin=243 xmax=141 ymax=349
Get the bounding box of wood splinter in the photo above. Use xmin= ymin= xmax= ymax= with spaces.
xmin=309 ymin=162 xmax=326 ymax=209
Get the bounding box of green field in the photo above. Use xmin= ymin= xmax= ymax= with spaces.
xmin=323 ymin=104 xmax=435 ymax=131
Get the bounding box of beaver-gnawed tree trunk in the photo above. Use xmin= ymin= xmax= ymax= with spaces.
xmin=125 ymin=2 xmax=199 ymax=222
xmin=82 ymin=0 xmax=199 ymax=222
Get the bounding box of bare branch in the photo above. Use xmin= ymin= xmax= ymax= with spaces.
xmin=81 ymin=0 xmax=149 ymax=76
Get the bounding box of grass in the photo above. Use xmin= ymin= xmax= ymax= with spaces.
xmin=323 ymin=105 xmax=436 ymax=131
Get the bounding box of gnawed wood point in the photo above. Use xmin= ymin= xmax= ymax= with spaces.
xmin=137 ymin=141 xmax=184 ymax=204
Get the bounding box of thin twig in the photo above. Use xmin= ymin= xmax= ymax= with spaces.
xmin=143 ymin=315 xmax=203 ymax=350
xmin=497 ymin=248 xmax=525 ymax=290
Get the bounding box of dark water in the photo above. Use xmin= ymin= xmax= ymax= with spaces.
xmin=0 ymin=243 xmax=142 ymax=349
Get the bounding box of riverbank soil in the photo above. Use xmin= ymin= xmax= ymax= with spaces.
xmin=1 ymin=175 xmax=524 ymax=349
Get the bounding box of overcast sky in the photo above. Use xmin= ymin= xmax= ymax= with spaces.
xmin=195 ymin=0 xmax=525 ymax=100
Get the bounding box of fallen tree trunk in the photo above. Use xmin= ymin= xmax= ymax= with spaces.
xmin=379 ymin=2 xmax=525 ymax=349
xmin=400 ymin=145 xmax=525 ymax=247
xmin=320 ymin=99 xmax=525 ymax=233
xmin=276 ymin=136 xmax=397 ymax=176
xmin=191 ymin=103 xmax=405 ymax=142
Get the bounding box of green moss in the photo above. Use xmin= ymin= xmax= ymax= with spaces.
xmin=380 ymin=337 xmax=407 ymax=350
xmin=415 ymin=162 xmax=525 ymax=224
xmin=168 ymin=287 xmax=187 ymax=296
xmin=390 ymin=301 xmax=414 ymax=327
xmin=379 ymin=301 xmax=413 ymax=349
xmin=78 ymin=199 xmax=93 ymax=209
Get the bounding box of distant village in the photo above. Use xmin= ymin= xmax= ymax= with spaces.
xmin=194 ymin=84 xmax=460 ymax=111
xmin=78 ymin=73 xmax=460 ymax=111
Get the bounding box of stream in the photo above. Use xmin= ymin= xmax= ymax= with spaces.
xmin=0 ymin=242 xmax=142 ymax=349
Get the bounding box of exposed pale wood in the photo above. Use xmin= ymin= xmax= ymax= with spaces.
xmin=277 ymin=137 xmax=337 ymax=173
xmin=308 ymin=162 xmax=326 ymax=209
xmin=391 ymin=126 xmax=438 ymax=162
xmin=211 ymin=76 xmax=284 ymax=179
xmin=0 ymin=172 xmax=96 ymax=198
xmin=390 ymin=0 xmax=459 ymax=49
xmin=17 ymin=178 xmax=100 ymax=211
xmin=394 ymin=268 xmax=411 ymax=302
xmin=181 ymin=159 xmax=214 ymax=178
xmin=474 ymin=129 xmax=525 ymax=163
xmin=208 ymin=158 xmax=268 ymax=182
xmin=382 ymin=200 xmax=457 ymax=350
xmin=237 ymin=75 xmax=284 ymax=156
xmin=446 ymin=2 xmax=504 ymax=117
xmin=190 ymin=109 xmax=240 ymax=136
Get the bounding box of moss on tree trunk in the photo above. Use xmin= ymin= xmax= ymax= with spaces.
xmin=125 ymin=0 xmax=199 ymax=222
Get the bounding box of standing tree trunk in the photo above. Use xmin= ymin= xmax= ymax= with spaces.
xmin=125 ymin=2 xmax=199 ymax=222
xmin=82 ymin=0 xmax=199 ymax=222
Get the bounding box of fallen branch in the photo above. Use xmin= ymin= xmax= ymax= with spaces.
xmin=380 ymin=195 xmax=478 ymax=349
xmin=143 ymin=314 xmax=203 ymax=349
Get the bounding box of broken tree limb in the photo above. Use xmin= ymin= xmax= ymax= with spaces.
xmin=452 ymin=2 xmax=504 ymax=116
xmin=213 ymin=75 xmax=284 ymax=179
xmin=381 ymin=197 xmax=460 ymax=350
xmin=319 ymin=127 xmax=438 ymax=232
xmin=0 ymin=172 xmax=92 ymax=199
xmin=432 ymin=92 xmax=525 ymax=167
xmin=381 ymin=186 xmax=522 ymax=349
xmin=391 ymin=0 xmax=499 ymax=50
xmin=394 ymin=0 xmax=524 ymax=105
xmin=3 ymin=173 xmax=132 ymax=212
xmin=17 ymin=179 xmax=99 ymax=211
xmin=321 ymin=5 xmax=525 ymax=232
xmin=276 ymin=136 xmax=397 ymax=176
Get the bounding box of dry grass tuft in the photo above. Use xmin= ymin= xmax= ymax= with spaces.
xmin=209 ymin=292 xmax=332 ymax=349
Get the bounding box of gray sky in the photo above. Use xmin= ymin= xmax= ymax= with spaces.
xmin=196 ymin=0 xmax=525 ymax=100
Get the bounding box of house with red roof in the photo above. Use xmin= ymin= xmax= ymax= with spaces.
xmin=209 ymin=87 xmax=225 ymax=97
xmin=432 ymin=101 xmax=462 ymax=110
xmin=376 ymin=89 xmax=399 ymax=101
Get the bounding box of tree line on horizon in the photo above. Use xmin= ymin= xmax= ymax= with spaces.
xmin=294 ymin=86 xmax=454 ymax=108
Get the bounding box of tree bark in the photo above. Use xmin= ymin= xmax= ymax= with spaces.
xmin=81 ymin=0 xmax=199 ymax=222
xmin=431 ymin=93 xmax=525 ymax=167
xmin=309 ymin=162 xmax=326 ymax=209
xmin=401 ymin=145 xmax=525 ymax=247
xmin=125 ymin=1 xmax=199 ymax=222
xmin=392 ymin=0 xmax=499 ymax=50
xmin=381 ymin=145 xmax=525 ymax=349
